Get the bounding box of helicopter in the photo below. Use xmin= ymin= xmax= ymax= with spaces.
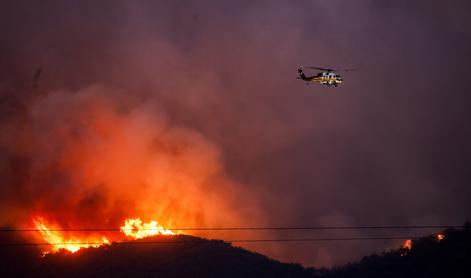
xmin=297 ymin=66 xmax=354 ymax=87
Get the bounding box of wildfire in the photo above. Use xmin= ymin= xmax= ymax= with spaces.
xmin=437 ymin=233 xmax=445 ymax=241
xmin=33 ymin=216 xmax=174 ymax=254
xmin=401 ymin=239 xmax=412 ymax=250
xmin=121 ymin=218 xmax=175 ymax=239
xmin=33 ymin=217 xmax=110 ymax=253
xmin=399 ymin=238 xmax=413 ymax=257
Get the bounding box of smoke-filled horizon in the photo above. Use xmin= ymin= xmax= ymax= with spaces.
xmin=1 ymin=0 xmax=471 ymax=267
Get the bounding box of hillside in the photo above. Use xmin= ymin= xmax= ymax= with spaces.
xmin=326 ymin=223 xmax=471 ymax=278
xmin=0 ymin=234 xmax=313 ymax=278
xmin=1 ymin=224 xmax=470 ymax=277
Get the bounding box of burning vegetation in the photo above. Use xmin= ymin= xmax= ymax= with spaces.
xmin=0 ymin=86 xmax=263 ymax=257
xmin=33 ymin=216 xmax=176 ymax=254
xmin=33 ymin=217 xmax=110 ymax=254
xmin=121 ymin=218 xmax=175 ymax=238
xmin=399 ymin=232 xmax=448 ymax=257
xmin=436 ymin=233 xmax=445 ymax=241
xmin=401 ymin=239 xmax=413 ymax=251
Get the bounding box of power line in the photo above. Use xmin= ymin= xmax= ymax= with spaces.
xmin=0 ymin=225 xmax=461 ymax=232
xmin=0 ymin=236 xmax=418 ymax=247
xmin=231 ymin=236 xmax=416 ymax=243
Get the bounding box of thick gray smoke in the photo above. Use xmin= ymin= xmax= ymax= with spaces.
xmin=1 ymin=0 xmax=471 ymax=267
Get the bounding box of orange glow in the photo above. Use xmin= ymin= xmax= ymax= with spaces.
xmin=33 ymin=217 xmax=110 ymax=254
xmin=21 ymin=87 xmax=263 ymax=257
xmin=399 ymin=239 xmax=413 ymax=257
xmin=121 ymin=218 xmax=175 ymax=239
xmin=437 ymin=233 xmax=445 ymax=241
xmin=33 ymin=216 xmax=175 ymax=254
xmin=401 ymin=239 xmax=412 ymax=250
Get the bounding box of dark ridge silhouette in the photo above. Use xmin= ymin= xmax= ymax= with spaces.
xmin=0 ymin=223 xmax=470 ymax=277
xmin=0 ymin=234 xmax=314 ymax=278
xmin=326 ymin=223 xmax=471 ymax=278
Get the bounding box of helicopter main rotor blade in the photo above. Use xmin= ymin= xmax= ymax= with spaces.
xmin=308 ymin=66 xmax=356 ymax=73
xmin=308 ymin=66 xmax=335 ymax=72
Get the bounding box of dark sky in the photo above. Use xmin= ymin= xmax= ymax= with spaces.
xmin=1 ymin=0 xmax=471 ymax=267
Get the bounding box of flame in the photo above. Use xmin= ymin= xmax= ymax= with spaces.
xmin=33 ymin=217 xmax=110 ymax=254
xmin=121 ymin=218 xmax=175 ymax=239
xmin=401 ymin=239 xmax=412 ymax=250
xmin=399 ymin=238 xmax=413 ymax=256
xmin=33 ymin=216 xmax=174 ymax=254
xmin=437 ymin=233 xmax=445 ymax=241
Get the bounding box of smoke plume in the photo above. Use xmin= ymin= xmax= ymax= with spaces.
xmin=1 ymin=0 xmax=471 ymax=267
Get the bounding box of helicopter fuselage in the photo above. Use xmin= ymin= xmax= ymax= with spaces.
xmin=299 ymin=72 xmax=343 ymax=86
